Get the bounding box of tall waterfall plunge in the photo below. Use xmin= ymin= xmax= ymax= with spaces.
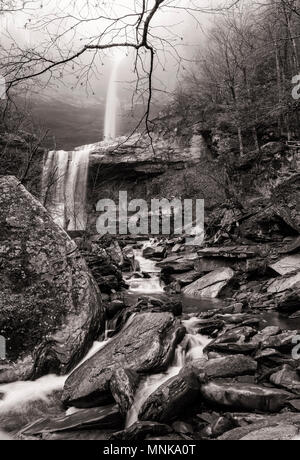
xmin=104 ymin=57 xmax=123 ymax=141
xmin=42 ymin=55 xmax=123 ymax=230
xmin=42 ymin=145 xmax=90 ymax=231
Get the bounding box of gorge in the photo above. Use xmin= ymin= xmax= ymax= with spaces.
xmin=1 ymin=1 xmax=300 ymax=443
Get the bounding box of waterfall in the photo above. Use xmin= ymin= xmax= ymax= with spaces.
xmin=104 ymin=57 xmax=122 ymax=141
xmin=42 ymin=145 xmax=90 ymax=231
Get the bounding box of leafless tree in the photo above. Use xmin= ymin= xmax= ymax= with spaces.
xmin=0 ymin=0 xmax=242 ymax=142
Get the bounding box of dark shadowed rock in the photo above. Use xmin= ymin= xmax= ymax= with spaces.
xmin=211 ymin=414 xmax=237 ymax=438
xmin=180 ymin=355 xmax=257 ymax=388
xmin=277 ymin=290 xmax=300 ymax=313
xmin=0 ymin=176 xmax=104 ymax=381
xmin=62 ymin=313 xmax=185 ymax=408
xmin=139 ymin=376 xmax=198 ymax=423
xmin=110 ymin=368 xmax=140 ymax=415
xmin=20 ymin=405 xmax=123 ymax=436
xmin=109 ymin=422 xmax=172 ymax=441
xmin=201 ymin=382 xmax=292 ymax=412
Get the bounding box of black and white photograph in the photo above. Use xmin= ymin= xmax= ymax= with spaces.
xmin=0 ymin=0 xmax=300 ymax=445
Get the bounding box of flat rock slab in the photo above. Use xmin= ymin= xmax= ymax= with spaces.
xmin=197 ymin=247 xmax=258 ymax=259
xmin=183 ymin=268 xmax=235 ymax=298
xmin=180 ymin=355 xmax=257 ymax=388
xmin=268 ymin=271 xmax=300 ymax=293
xmin=201 ymin=382 xmax=293 ymax=412
xmin=20 ymin=405 xmax=123 ymax=436
xmin=270 ymin=255 xmax=300 ymax=275
xmin=62 ymin=313 xmax=185 ymax=408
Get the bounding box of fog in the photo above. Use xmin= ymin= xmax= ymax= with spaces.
xmin=0 ymin=1 xmax=229 ymax=105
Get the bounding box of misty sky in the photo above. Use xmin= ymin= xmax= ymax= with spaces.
xmin=0 ymin=1 xmax=234 ymax=106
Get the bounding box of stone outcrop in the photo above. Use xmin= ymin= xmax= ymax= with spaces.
xmin=62 ymin=312 xmax=185 ymax=408
xmin=0 ymin=176 xmax=105 ymax=381
xmin=183 ymin=268 xmax=235 ymax=298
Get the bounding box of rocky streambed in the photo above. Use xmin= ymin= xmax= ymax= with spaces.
xmin=0 ymin=176 xmax=300 ymax=441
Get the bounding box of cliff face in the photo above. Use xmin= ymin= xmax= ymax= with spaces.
xmin=86 ymin=130 xmax=222 ymax=232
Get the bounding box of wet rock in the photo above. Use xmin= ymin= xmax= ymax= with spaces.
xmin=200 ymin=382 xmax=292 ymax=412
xmin=197 ymin=319 xmax=225 ymax=336
xmin=82 ymin=243 xmax=124 ymax=294
xmin=250 ymin=327 xmax=281 ymax=345
xmin=219 ymin=413 xmax=300 ymax=440
xmin=109 ymin=422 xmax=172 ymax=441
xmin=62 ymin=313 xmax=185 ymax=408
xmin=20 ymin=405 xmax=123 ymax=436
xmin=172 ymin=421 xmax=194 ymax=435
xmin=143 ymin=246 xmax=166 ymax=260
xmin=0 ymin=176 xmax=104 ymax=380
xmin=139 ymin=376 xmax=198 ymax=423
xmin=110 ymin=368 xmax=140 ymax=415
xmin=122 ymin=245 xmax=139 ymax=271
xmin=270 ymin=255 xmax=300 ymax=276
xmin=158 ymin=255 xmax=197 ymax=273
xmin=133 ymin=297 xmax=182 ymax=316
xmin=270 ymin=365 xmax=300 ymax=395
xmin=205 ymin=327 xmax=257 ymax=355
xmin=268 ymin=272 xmax=300 ymax=294
xmin=183 ymin=268 xmax=235 ymax=298
xmin=211 ymin=414 xmax=237 ymax=438
xmin=277 ymin=290 xmax=300 ymax=313
xmin=262 ymin=331 xmax=299 ymax=352
xmin=170 ymin=271 xmax=202 ymax=287
xmin=106 ymin=240 xmax=124 ymax=267
xmin=106 ymin=301 xmax=125 ymax=319
xmin=180 ymin=355 xmax=257 ymax=388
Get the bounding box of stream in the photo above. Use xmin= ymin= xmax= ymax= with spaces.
xmin=1 ymin=240 xmax=297 ymax=437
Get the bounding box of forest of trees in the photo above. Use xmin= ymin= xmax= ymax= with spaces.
xmin=173 ymin=0 xmax=300 ymax=155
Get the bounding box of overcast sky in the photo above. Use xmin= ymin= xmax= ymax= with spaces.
xmin=0 ymin=1 xmax=235 ymax=105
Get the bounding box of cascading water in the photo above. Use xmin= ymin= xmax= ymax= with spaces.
xmin=104 ymin=56 xmax=123 ymax=142
xmin=41 ymin=145 xmax=90 ymax=231
xmin=126 ymin=241 xmax=164 ymax=294
xmin=126 ymin=316 xmax=211 ymax=428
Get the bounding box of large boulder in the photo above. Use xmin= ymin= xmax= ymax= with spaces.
xmin=62 ymin=313 xmax=185 ymax=408
xmin=183 ymin=268 xmax=235 ymax=298
xmin=0 ymin=176 xmax=104 ymax=381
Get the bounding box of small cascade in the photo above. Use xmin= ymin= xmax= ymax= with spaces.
xmin=126 ymin=241 xmax=164 ymax=294
xmin=104 ymin=57 xmax=123 ymax=142
xmin=126 ymin=316 xmax=211 ymax=428
xmin=41 ymin=145 xmax=90 ymax=231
